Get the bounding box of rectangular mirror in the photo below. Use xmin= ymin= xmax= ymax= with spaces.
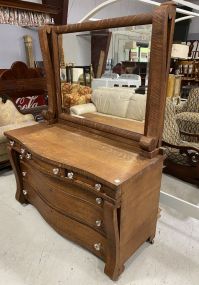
xmin=40 ymin=8 xmax=174 ymax=146
xmin=59 ymin=25 xmax=152 ymax=135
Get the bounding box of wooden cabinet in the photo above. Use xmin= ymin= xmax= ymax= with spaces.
xmin=4 ymin=2 xmax=176 ymax=281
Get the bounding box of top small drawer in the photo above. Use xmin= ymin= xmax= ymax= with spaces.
xmin=10 ymin=141 xmax=120 ymax=204
xmin=14 ymin=145 xmax=119 ymax=202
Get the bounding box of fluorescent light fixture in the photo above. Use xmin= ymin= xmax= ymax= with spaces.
xmin=89 ymin=18 xmax=101 ymax=21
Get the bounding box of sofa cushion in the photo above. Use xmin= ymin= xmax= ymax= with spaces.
xmin=126 ymin=93 xmax=146 ymax=121
xmin=70 ymin=103 xmax=97 ymax=116
xmin=176 ymin=112 xmax=199 ymax=133
xmin=92 ymin=88 xmax=134 ymax=118
xmin=186 ymin=88 xmax=199 ymax=113
xmin=0 ymin=98 xmax=34 ymax=127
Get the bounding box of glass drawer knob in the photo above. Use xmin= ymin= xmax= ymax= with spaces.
xmin=96 ymin=197 xmax=102 ymax=205
xmin=67 ymin=172 xmax=74 ymax=179
xmin=95 ymin=220 xmax=102 ymax=227
xmin=19 ymin=155 xmax=23 ymax=160
xmin=22 ymin=171 xmax=27 ymax=177
xmin=10 ymin=140 xmax=14 ymax=147
xmin=20 ymin=148 xmax=25 ymax=154
xmin=23 ymin=190 xmax=27 ymax=196
xmin=94 ymin=243 xmax=101 ymax=251
xmin=26 ymin=153 xmax=32 ymax=160
xmin=95 ymin=183 xmax=101 ymax=191
xmin=53 ymin=168 xmax=59 ymax=175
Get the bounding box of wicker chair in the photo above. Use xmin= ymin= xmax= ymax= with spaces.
xmin=175 ymin=88 xmax=199 ymax=142
xmin=162 ymin=98 xmax=199 ymax=185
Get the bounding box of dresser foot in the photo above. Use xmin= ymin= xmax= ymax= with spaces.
xmin=104 ymin=263 xmax=125 ymax=281
xmin=147 ymin=235 xmax=155 ymax=244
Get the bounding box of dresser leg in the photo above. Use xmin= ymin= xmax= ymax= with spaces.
xmin=7 ymin=146 xmax=28 ymax=204
xmin=104 ymin=263 xmax=124 ymax=281
xmin=147 ymin=236 xmax=155 ymax=244
xmin=103 ymin=201 xmax=122 ymax=280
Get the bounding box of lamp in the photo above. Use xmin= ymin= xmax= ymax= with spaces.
xmin=124 ymin=41 xmax=136 ymax=50
xmin=171 ymin=44 xmax=189 ymax=59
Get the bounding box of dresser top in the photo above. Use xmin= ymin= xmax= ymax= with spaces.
xmin=5 ymin=123 xmax=162 ymax=187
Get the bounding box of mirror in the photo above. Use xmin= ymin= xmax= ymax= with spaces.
xmin=59 ymin=25 xmax=152 ymax=135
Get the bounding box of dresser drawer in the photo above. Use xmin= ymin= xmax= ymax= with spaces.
xmin=21 ymin=161 xmax=105 ymax=233
xmin=25 ymin=182 xmax=107 ymax=260
xmin=17 ymin=148 xmax=118 ymax=200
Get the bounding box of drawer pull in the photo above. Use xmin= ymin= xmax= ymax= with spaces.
xmin=26 ymin=153 xmax=32 ymax=160
xmin=94 ymin=243 xmax=101 ymax=251
xmin=67 ymin=172 xmax=74 ymax=179
xmin=22 ymin=190 xmax=28 ymax=196
xmin=10 ymin=140 xmax=15 ymax=147
xmin=95 ymin=220 xmax=102 ymax=227
xmin=22 ymin=171 xmax=27 ymax=177
xmin=53 ymin=168 xmax=59 ymax=175
xmin=95 ymin=183 xmax=101 ymax=191
xmin=96 ymin=197 xmax=102 ymax=205
xmin=19 ymin=155 xmax=23 ymax=160
xmin=20 ymin=148 xmax=26 ymax=154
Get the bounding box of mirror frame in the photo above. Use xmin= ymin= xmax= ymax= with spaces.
xmin=39 ymin=2 xmax=176 ymax=154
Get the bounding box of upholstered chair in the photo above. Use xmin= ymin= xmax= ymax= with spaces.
xmin=162 ymin=98 xmax=199 ymax=185
xmin=175 ymin=88 xmax=199 ymax=142
xmin=0 ymin=98 xmax=37 ymax=168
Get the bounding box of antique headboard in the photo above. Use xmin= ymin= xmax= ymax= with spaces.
xmin=0 ymin=61 xmax=48 ymax=120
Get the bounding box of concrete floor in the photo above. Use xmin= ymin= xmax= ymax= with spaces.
xmin=0 ymin=170 xmax=199 ymax=285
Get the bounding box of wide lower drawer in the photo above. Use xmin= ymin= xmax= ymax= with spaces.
xmin=26 ymin=182 xmax=107 ymax=260
xmin=21 ymin=161 xmax=105 ymax=234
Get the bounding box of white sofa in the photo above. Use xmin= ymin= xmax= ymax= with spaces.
xmin=70 ymin=87 xmax=146 ymax=122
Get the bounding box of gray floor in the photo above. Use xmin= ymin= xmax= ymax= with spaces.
xmin=0 ymin=170 xmax=199 ymax=285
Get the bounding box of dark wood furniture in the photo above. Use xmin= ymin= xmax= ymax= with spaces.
xmin=42 ymin=0 xmax=68 ymax=25
xmin=0 ymin=61 xmax=48 ymax=169
xmin=65 ymin=65 xmax=92 ymax=86
xmin=0 ymin=0 xmax=69 ymax=25
xmin=122 ymin=61 xmax=148 ymax=86
xmin=0 ymin=61 xmax=48 ymax=120
xmin=0 ymin=0 xmax=59 ymax=17
xmin=5 ymin=3 xmax=176 ymax=281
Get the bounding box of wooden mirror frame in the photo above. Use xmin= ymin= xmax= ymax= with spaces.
xmin=39 ymin=2 xmax=176 ymax=156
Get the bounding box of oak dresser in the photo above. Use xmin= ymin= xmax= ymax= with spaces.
xmin=5 ymin=2 xmax=176 ymax=281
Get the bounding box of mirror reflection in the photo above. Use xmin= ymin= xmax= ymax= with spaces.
xmin=60 ymin=25 xmax=152 ymax=134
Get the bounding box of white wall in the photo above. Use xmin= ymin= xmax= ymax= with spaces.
xmin=67 ymin=0 xmax=154 ymax=23
xmin=0 ymin=0 xmax=155 ymax=68
xmin=0 ymin=0 xmax=42 ymax=68
xmin=63 ymin=0 xmax=154 ymax=65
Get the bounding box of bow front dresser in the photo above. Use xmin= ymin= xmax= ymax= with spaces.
xmin=5 ymin=2 xmax=176 ymax=281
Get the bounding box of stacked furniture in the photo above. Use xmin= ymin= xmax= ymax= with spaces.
xmin=0 ymin=61 xmax=47 ymax=169
xmin=5 ymin=3 xmax=176 ymax=281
